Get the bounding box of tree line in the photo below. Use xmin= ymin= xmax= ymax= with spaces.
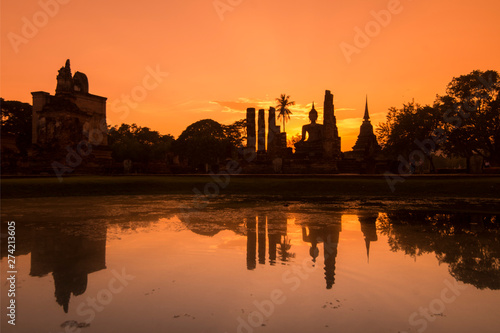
xmin=377 ymin=70 xmax=499 ymax=171
xmin=2 ymin=69 xmax=498 ymax=172
xmin=0 ymin=97 xmax=246 ymax=172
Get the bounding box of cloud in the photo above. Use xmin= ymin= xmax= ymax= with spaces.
xmin=168 ymin=100 xmax=222 ymax=114
xmin=337 ymin=118 xmax=363 ymax=129
xmin=212 ymin=98 xmax=273 ymax=113
xmin=336 ymin=107 xmax=357 ymax=112
xmin=211 ymin=98 xmax=318 ymax=119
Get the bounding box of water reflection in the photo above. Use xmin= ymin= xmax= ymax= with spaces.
xmin=359 ymin=212 xmax=379 ymax=263
xmin=379 ymin=211 xmax=500 ymax=290
xmin=176 ymin=209 xmax=499 ymax=291
xmin=2 ymin=203 xmax=499 ymax=320
xmin=245 ymin=214 xmax=291 ymax=270
xmin=30 ymin=224 xmax=107 ymax=313
xmin=244 ymin=212 xmax=380 ymax=289
xmin=302 ymin=222 xmax=341 ymax=289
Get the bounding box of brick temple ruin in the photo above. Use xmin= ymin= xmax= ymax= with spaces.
xmin=20 ymin=60 xmax=383 ymax=175
xmin=244 ymin=90 xmax=384 ymax=173
xmin=29 ymin=60 xmax=112 ymax=173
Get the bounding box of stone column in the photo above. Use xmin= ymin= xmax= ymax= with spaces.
xmin=258 ymin=109 xmax=266 ymax=152
xmin=267 ymin=107 xmax=278 ymax=155
xmin=246 ymin=108 xmax=256 ymax=152
xmin=323 ymin=90 xmax=334 ymax=159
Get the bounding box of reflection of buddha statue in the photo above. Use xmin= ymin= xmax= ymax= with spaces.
xmin=294 ymin=103 xmax=324 ymax=156
xmin=302 ymin=223 xmax=341 ymax=289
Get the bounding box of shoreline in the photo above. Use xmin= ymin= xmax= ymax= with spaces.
xmin=2 ymin=175 xmax=499 ymax=203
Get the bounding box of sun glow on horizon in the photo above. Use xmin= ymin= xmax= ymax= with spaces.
xmin=2 ymin=0 xmax=499 ymax=151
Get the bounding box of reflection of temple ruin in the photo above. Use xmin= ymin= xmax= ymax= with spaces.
xmin=246 ymin=214 xmax=289 ymax=270
xmin=30 ymin=59 xmax=111 ymax=172
xmin=245 ymin=212 xmax=379 ymax=289
xmin=30 ymin=224 xmax=107 ymax=313
xmin=302 ymin=217 xmax=342 ymax=289
xmin=244 ymin=90 xmax=383 ymax=173
xmin=358 ymin=212 xmax=379 ymax=263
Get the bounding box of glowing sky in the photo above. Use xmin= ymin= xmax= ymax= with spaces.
xmin=2 ymin=0 xmax=499 ymax=150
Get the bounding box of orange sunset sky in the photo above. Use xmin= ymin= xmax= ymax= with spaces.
xmin=1 ymin=0 xmax=499 ymax=151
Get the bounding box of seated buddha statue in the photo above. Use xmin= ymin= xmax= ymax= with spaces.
xmin=294 ymin=103 xmax=324 ymax=157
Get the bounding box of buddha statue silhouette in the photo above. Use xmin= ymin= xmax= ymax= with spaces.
xmin=294 ymin=103 xmax=324 ymax=156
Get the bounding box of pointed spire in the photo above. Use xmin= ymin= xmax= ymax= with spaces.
xmin=312 ymin=102 xmax=315 ymax=110
xmin=365 ymin=238 xmax=370 ymax=264
xmin=363 ymin=95 xmax=370 ymax=121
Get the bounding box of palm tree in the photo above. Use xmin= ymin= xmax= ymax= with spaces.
xmin=275 ymin=94 xmax=295 ymax=133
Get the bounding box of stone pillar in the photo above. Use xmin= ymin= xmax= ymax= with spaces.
xmin=246 ymin=108 xmax=256 ymax=152
xmin=323 ymin=90 xmax=334 ymax=159
xmin=279 ymin=133 xmax=287 ymax=150
xmin=258 ymin=109 xmax=266 ymax=152
xmin=267 ymin=107 xmax=279 ymax=155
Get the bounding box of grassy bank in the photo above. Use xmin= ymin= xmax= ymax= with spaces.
xmin=1 ymin=175 xmax=499 ymax=200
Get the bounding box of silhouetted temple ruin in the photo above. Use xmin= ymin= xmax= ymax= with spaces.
xmin=244 ymin=90 xmax=383 ymax=173
xmin=30 ymin=59 xmax=111 ymax=173
xmin=341 ymin=96 xmax=383 ymax=173
xmin=345 ymin=97 xmax=381 ymax=161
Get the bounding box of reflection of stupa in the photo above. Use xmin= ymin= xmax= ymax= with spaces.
xmin=300 ymin=213 xmax=379 ymax=289
xmin=359 ymin=212 xmax=379 ymax=263
xmin=30 ymin=224 xmax=107 ymax=313
xmin=302 ymin=222 xmax=341 ymax=289
xmin=244 ymin=212 xmax=380 ymax=289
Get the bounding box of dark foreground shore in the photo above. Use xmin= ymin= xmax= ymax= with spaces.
xmin=1 ymin=174 xmax=498 ymax=197
xmin=1 ymin=175 xmax=499 ymax=214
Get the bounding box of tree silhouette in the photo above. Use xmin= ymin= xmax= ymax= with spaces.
xmin=0 ymin=98 xmax=32 ymax=155
xmin=275 ymin=94 xmax=295 ymax=133
xmin=435 ymin=70 xmax=500 ymax=165
xmin=376 ymin=102 xmax=442 ymax=172
xmin=277 ymin=235 xmax=295 ymax=262
xmin=223 ymin=118 xmax=247 ymax=158
xmin=108 ymin=123 xmax=174 ymax=164
xmin=173 ymin=119 xmax=231 ymax=171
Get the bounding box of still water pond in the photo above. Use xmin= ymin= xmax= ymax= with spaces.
xmin=1 ymin=196 xmax=499 ymax=333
